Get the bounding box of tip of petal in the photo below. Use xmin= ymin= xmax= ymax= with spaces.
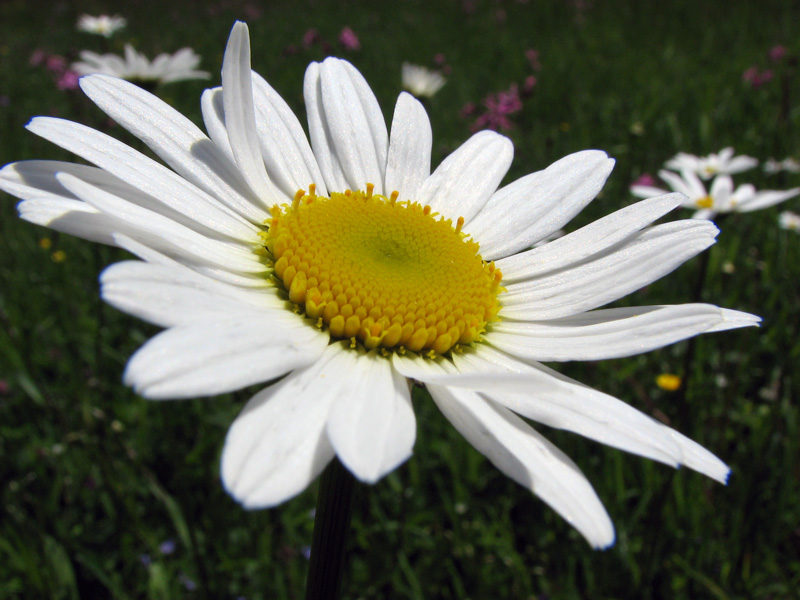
xmin=709 ymin=308 xmax=762 ymax=332
xmin=723 ymin=468 xmax=732 ymax=485
xmin=595 ymin=530 xmax=617 ymax=551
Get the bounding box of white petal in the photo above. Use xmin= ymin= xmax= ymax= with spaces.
xmin=660 ymin=169 xmax=706 ymax=200
xmin=488 ymin=304 xmax=761 ymax=361
xmin=428 ymin=382 xmax=615 ymax=548
xmin=250 ymin=70 xmax=328 ymax=198
xmin=500 ymin=220 xmax=719 ymax=320
xmin=1 ymin=160 xmax=252 ymax=247
xmin=101 ymin=259 xmax=282 ymax=328
xmin=79 ymin=74 xmax=268 ymax=223
xmin=662 ymin=428 xmax=730 ymax=484
xmin=399 ymin=345 xmax=729 ymax=484
xmin=1 ymin=160 xmax=142 ymax=203
xmin=304 ymin=62 xmax=347 ymax=193
xmin=221 ymin=343 xmax=347 ymax=507
xmin=326 ymin=351 xmax=415 ymax=483
xmin=26 ymin=117 xmax=257 ymax=241
xmin=306 ymin=57 xmax=388 ymax=194
xmin=16 ymin=197 xmax=118 ymax=244
xmin=398 ymin=348 xmax=683 ymax=466
xmin=630 ymin=184 xmax=670 ymax=199
xmin=496 ymin=193 xmax=685 ymax=282
xmin=110 ymin=233 xmax=270 ymax=289
xmin=201 ymin=87 xmax=235 ymax=159
xmin=468 ymin=150 xmax=615 ymax=259
xmin=55 ymin=172 xmax=263 ymax=274
xmin=417 ymin=130 xmax=513 ymax=224
xmin=221 ymin=22 xmax=283 ymax=205
xmin=124 ymin=311 xmax=328 ymax=399
xmin=738 ymin=187 xmax=800 ymax=212
xmin=384 ymin=92 xmax=432 ymax=201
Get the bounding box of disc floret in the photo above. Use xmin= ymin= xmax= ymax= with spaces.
xmin=262 ymin=184 xmax=503 ymax=356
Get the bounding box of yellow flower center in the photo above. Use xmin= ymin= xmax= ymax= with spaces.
xmin=696 ymin=195 xmax=714 ymax=209
xmin=656 ymin=373 xmax=682 ymax=391
xmin=261 ymin=184 xmax=504 ymax=356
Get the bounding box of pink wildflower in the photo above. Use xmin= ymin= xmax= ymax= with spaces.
xmin=434 ymin=53 xmax=452 ymax=75
xmin=242 ymin=3 xmax=263 ymax=19
xmin=339 ymin=27 xmax=360 ymax=51
xmin=492 ymin=84 xmax=522 ymax=114
xmin=471 ymin=110 xmax=514 ymax=133
xmin=57 ymin=70 xmax=80 ymax=91
xmin=743 ymin=66 xmax=773 ymax=89
xmin=303 ymin=28 xmax=319 ymax=49
xmin=29 ymin=49 xmax=47 ymax=66
xmin=525 ymin=48 xmax=541 ymax=71
xmin=460 ymin=102 xmax=476 ymax=118
xmin=522 ymin=75 xmax=537 ymax=94
xmin=470 ymin=84 xmax=524 ymax=132
xmin=45 ymin=55 xmax=67 ymax=74
xmin=768 ymin=45 xmax=787 ymax=63
xmin=630 ymin=173 xmax=656 ymax=188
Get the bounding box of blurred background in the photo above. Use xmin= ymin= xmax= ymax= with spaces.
xmin=1 ymin=0 xmax=798 ymax=598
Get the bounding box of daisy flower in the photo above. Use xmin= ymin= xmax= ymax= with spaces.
xmin=779 ymin=211 xmax=800 ymax=232
xmin=631 ymin=169 xmax=800 ymax=219
xmin=72 ymin=45 xmax=210 ymax=86
xmin=1 ymin=22 xmax=760 ymax=548
xmin=665 ymin=148 xmax=758 ymax=179
xmin=764 ymin=157 xmax=800 ymax=175
xmin=76 ymin=14 xmax=127 ymax=38
xmin=402 ymin=62 xmax=446 ymax=98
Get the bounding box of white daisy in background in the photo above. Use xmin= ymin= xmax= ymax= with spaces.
xmin=763 ymin=157 xmax=800 ymax=175
xmin=76 ymin=14 xmax=128 ymax=38
xmin=631 ymin=169 xmax=800 ymax=219
xmin=779 ymin=211 xmax=800 ymax=232
xmin=72 ymin=45 xmax=210 ymax=86
xmin=665 ymin=147 xmax=758 ymax=179
xmin=1 ymin=22 xmax=761 ymax=548
xmin=402 ymin=62 xmax=446 ymax=98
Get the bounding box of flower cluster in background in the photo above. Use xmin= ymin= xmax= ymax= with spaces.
xmin=742 ymin=44 xmax=793 ymax=90
xmin=29 ymin=14 xmax=210 ymax=93
xmin=460 ymin=48 xmax=539 ymax=132
xmin=631 ymin=148 xmax=800 ymax=220
xmin=29 ymin=49 xmax=80 ymax=91
xmin=284 ymin=26 xmax=361 ymax=56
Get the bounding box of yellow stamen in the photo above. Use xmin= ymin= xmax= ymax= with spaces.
xmin=263 ymin=187 xmax=504 ymax=356
xmin=656 ymin=373 xmax=682 ymax=391
xmin=696 ymin=196 xmax=714 ymax=209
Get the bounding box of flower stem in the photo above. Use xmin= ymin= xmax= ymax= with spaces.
xmin=304 ymin=458 xmax=356 ymax=600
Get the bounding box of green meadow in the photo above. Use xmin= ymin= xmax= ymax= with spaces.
xmin=1 ymin=0 xmax=798 ymax=598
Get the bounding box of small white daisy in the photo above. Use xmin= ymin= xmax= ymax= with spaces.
xmin=1 ymin=22 xmax=760 ymax=548
xmin=76 ymin=14 xmax=127 ymax=38
xmin=402 ymin=62 xmax=446 ymax=98
xmin=779 ymin=211 xmax=800 ymax=232
xmin=632 ymin=169 xmax=800 ymax=219
xmin=665 ymin=148 xmax=758 ymax=180
xmin=764 ymin=157 xmax=800 ymax=175
xmin=72 ymin=44 xmax=210 ymax=86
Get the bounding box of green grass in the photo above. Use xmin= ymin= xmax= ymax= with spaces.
xmin=1 ymin=0 xmax=799 ymax=598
